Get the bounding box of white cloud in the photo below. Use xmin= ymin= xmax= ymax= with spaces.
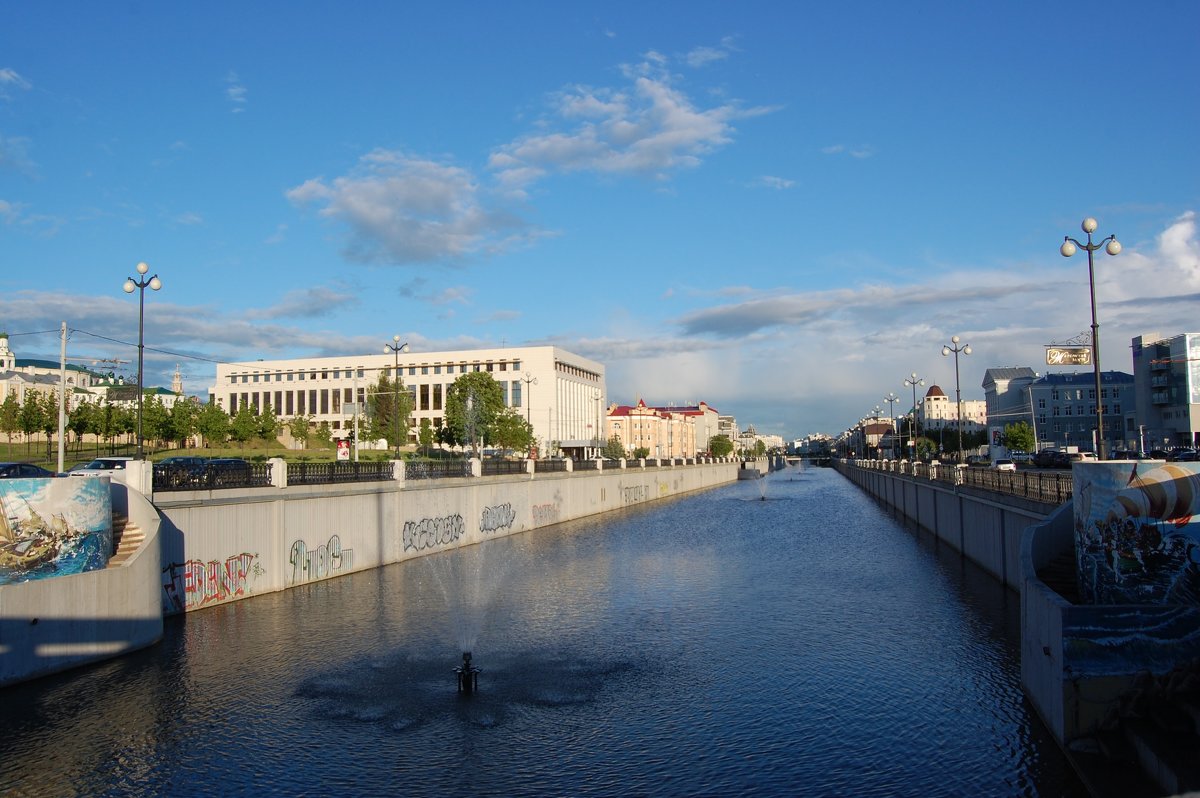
xmin=489 ymin=55 xmax=776 ymax=192
xmin=822 ymin=143 xmax=875 ymax=159
xmin=749 ymin=175 xmax=794 ymax=190
xmin=0 ymin=134 xmax=35 ymax=174
xmin=287 ymin=149 xmax=536 ymax=265
xmin=225 ymin=71 xmax=247 ymax=112
xmin=247 ymin=286 xmax=358 ymax=320
xmin=174 ymin=211 xmax=204 ymax=226
xmin=0 ymin=67 xmax=31 ymax=99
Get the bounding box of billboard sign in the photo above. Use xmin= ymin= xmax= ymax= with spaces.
xmin=1046 ymin=346 xmax=1091 ymax=366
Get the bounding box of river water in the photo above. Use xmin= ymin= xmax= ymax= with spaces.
xmin=0 ymin=464 xmax=1085 ymax=796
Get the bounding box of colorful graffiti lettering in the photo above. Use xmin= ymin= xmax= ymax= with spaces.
xmin=162 ymin=552 xmax=261 ymax=610
xmin=402 ymin=515 xmax=465 ymax=552
xmin=288 ymin=535 xmax=354 ymax=585
xmin=531 ymin=503 xmax=559 ymax=526
xmin=480 ymin=503 xmax=516 ymax=535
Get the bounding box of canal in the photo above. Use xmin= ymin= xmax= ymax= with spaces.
xmin=0 ymin=464 xmax=1085 ymax=796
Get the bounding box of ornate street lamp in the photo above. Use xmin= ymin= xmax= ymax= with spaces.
xmin=123 ymin=261 xmax=161 ymax=459
xmin=884 ymin=392 xmax=899 ymax=457
xmin=903 ymin=372 xmax=925 ymax=454
xmin=1061 ymin=217 xmax=1121 ymax=459
xmin=941 ymin=336 xmax=972 ymax=463
xmin=384 ymin=335 xmax=409 ymax=457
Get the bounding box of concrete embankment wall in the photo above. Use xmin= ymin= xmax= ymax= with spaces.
xmin=0 ymin=480 xmax=163 ymax=687
xmin=835 ymin=461 xmax=1056 ymax=592
xmin=153 ymin=460 xmax=741 ymax=615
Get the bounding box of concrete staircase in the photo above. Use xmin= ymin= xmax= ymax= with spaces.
xmin=106 ymin=513 xmax=144 ymax=568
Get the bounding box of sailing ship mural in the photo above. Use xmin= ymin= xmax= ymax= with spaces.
xmin=0 ymin=477 xmax=113 ymax=585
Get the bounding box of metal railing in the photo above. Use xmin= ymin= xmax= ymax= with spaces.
xmin=289 ymin=461 xmax=394 ymax=486
xmin=406 ymin=459 xmax=472 ymax=480
xmin=534 ymin=459 xmax=568 ymax=473
xmin=602 ymin=459 xmax=623 ymax=470
xmin=153 ymin=461 xmax=274 ymax=491
xmin=481 ymin=459 xmax=526 ymax=477
xmin=852 ymin=459 xmax=1073 ymax=505
xmin=573 ymin=459 xmax=599 ymax=471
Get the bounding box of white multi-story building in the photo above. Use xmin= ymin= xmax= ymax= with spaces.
xmin=208 ymin=345 xmax=605 ymax=455
xmin=919 ymin=384 xmax=987 ymax=435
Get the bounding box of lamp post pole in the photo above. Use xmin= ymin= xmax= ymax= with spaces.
xmin=941 ymin=336 xmax=972 ymax=463
xmin=122 ymin=261 xmax=161 ymax=460
xmin=1061 ymin=217 xmax=1121 ymax=459
xmin=903 ymin=372 xmax=925 ymax=456
xmin=384 ymin=336 xmax=409 ymax=458
xmin=884 ymin=392 xmax=899 ymax=457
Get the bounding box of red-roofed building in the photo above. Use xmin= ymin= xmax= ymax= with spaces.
xmin=605 ymin=399 xmax=700 ymax=458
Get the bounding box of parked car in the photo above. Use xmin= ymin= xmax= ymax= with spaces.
xmin=206 ymin=458 xmax=255 ymax=487
xmin=1067 ymin=452 xmax=1097 ymax=465
xmin=1033 ymin=449 xmax=1063 ymax=468
xmin=1009 ymin=452 xmax=1032 ymax=464
xmin=69 ymin=456 xmax=135 ymax=476
xmin=1169 ymin=449 xmax=1198 ymax=462
xmin=965 ymin=454 xmax=990 ymax=467
xmin=992 ymin=459 xmax=1016 ymax=472
xmin=155 ymin=456 xmax=209 ymax=487
xmin=0 ymin=462 xmax=57 ymax=479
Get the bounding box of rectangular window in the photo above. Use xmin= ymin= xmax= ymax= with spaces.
xmin=433 ymin=384 xmax=442 ymax=411
xmin=486 ymin=362 xmax=494 ymax=372
xmin=309 ymin=390 xmax=317 ymax=414
xmin=1114 ymin=403 xmax=1121 ymax=414
xmin=274 ymin=391 xmax=282 ymax=411
xmin=421 ymin=366 xmax=429 ymax=375
xmin=1065 ymin=406 xmax=1072 ymax=416
xmin=420 ymin=384 xmax=429 ymax=411
xmin=1051 ymin=390 xmax=1058 ymax=400
xmin=357 ymin=369 xmax=364 ymax=379
xmin=1038 ymin=398 xmax=1046 ymax=409
xmin=1087 ymin=389 xmax=1095 ymax=400
xmin=343 ymin=388 xmax=352 ymax=403
xmin=321 ymin=390 xmax=329 ymax=415
xmin=434 ymin=365 xmax=442 ymax=375
xmin=513 ymin=361 xmax=521 ymax=371
xmin=299 ymin=372 xmax=305 ymax=381
xmin=1112 ymin=387 xmax=1120 ymax=398
xmin=1100 ymin=388 xmax=1108 ymax=398
xmin=287 ymin=372 xmax=294 ymax=381
xmin=1053 ymin=407 xmax=1060 ymax=416
xmin=512 ymin=380 xmax=522 ymax=408
xmin=286 ymin=392 xmax=294 ymax=415
xmin=297 ymin=391 xmax=306 ymax=414
xmin=229 ymin=394 xmax=238 ymax=413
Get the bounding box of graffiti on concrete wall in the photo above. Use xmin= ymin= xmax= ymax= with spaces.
xmin=402 ymin=514 xmax=465 ymax=552
xmin=531 ymin=502 xmax=560 ymax=526
xmin=288 ymin=534 xmax=354 ymax=586
xmin=162 ymin=552 xmax=263 ymax=612
xmin=480 ymin=503 xmax=516 ymax=535
xmin=622 ymin=485 xmax=647 ymax=504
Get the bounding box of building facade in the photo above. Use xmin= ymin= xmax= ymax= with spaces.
xmin=209 ymin=345 xmax=605 ymax=455
xmin=605 ymin=399 xmax=698 ymax=459
xmin=1131 ymin=331 xmax=1200 ymax=450
xmin=1028 ymin=370 xmax=1135 ymax=453
xmin=918 ymin=384 xmax=986 ymax=443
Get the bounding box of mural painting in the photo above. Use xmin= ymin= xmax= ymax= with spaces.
xmin=1066 ymin=461 xmax=1200 ymax=676
xmin=288 ymin=534 xmax=354 ymax=586
xmin=162 ymin=553 xmax=264 ymax=612
xmin=0 ymin=477 xmax=112 ymax=585
xmin=480 ymin=503 xmax=516 ymax=536
xmin=402 ymin=515 xmax=465 ymax=553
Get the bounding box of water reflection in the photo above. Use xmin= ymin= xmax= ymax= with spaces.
xmin=0 ymin=465 xmax=1084 ymax=796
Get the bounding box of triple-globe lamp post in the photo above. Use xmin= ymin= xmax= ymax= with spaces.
xmin=122 ymin=261 xmax=161 ymax=460
xmin=884 ymin=392 xmax=899 ymax=457
xmin=941 ymin=336 xmax=971 ymax=463
xmin=384 ymin=336 xmax=409 ymax=457
xmin=1060 ymin=217 xmax=1121 ymax=459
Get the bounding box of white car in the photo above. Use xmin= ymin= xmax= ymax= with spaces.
xmin=992 ymin=459 xmax=1016 ymax=472
xmin=69 ymin=456 xmax=135 ymax=476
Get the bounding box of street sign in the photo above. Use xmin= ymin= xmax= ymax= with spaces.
xmin=1045 ymin=347 xmax=1091 ymax=366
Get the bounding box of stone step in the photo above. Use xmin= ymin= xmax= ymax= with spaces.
xmin=106 ymin=514 xmax=144 ymax=569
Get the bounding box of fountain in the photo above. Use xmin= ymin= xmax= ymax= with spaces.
xmin=454 ymin=651 xmax=481 ymax=693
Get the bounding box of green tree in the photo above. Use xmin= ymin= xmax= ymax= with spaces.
xmin=196 ymin=402 xmax=231 ymax=446
xmin=708 ymin=434 xmax=734 ymax=457
xmin=417 ymin=417 xmax=435 ymax=456
xmin=0 ymin=392 xmax=20 ymax=447
xmin=141 ymin=394 xmax=171 ymax=449
xmin=168 ymin=398 xmax=199 ymax=449
xmin=1002 ymin=421 xmax=1036 ymax=453
xmin=489 ymin=407 xmax=534 ymax=455
xmin=230 ymin=405 xmax=258 ymax=446
xmin=601 ymin=434 xmax=627 ymax=459
xmin=313 ymin=421 xmax=333 ymax=448
xmin=257 ymin=403 xmax=280 ymax=442
xmin=68 ymin=400 xmax=95 ymax=454
xmin=288 ymin=414 xmax=312 ymax=448
xmin=39 ymin=391 xmax=63 ymax=460
xmin=18 ymin=391 xmax=46 ymax=454
xmin=444 ymin=371 xmax=505 ymax=455
xmin=753 ymin=439 xmax=767 ymax=457
xmin=632 ymin=446 xmax=650 ymax=459
xmin=367 ymin=373 xmax=413 ymax=450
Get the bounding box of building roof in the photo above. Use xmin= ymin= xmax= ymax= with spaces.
xmin=15 ymin=358 xmax=98 ymax=375
xmin=925 ymin=385 xmax=947 ymax=398
xmin=981 ymin=367 xmax=1039 ymax=390
xmin=1032 ymin=370 xmax=1134 ymax=385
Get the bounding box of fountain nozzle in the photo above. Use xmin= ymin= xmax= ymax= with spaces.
xmin=455 ymin=651 xmax=481 ymax=693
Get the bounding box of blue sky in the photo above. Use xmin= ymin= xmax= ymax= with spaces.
xmin=2 ymin=1 xmax=1197 ymax=439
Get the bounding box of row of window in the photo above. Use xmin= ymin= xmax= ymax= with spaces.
xmin=226 ymin=380 xmax=529 ymax=418
xmin=228 ymin=360 xmax=524 ymax=385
